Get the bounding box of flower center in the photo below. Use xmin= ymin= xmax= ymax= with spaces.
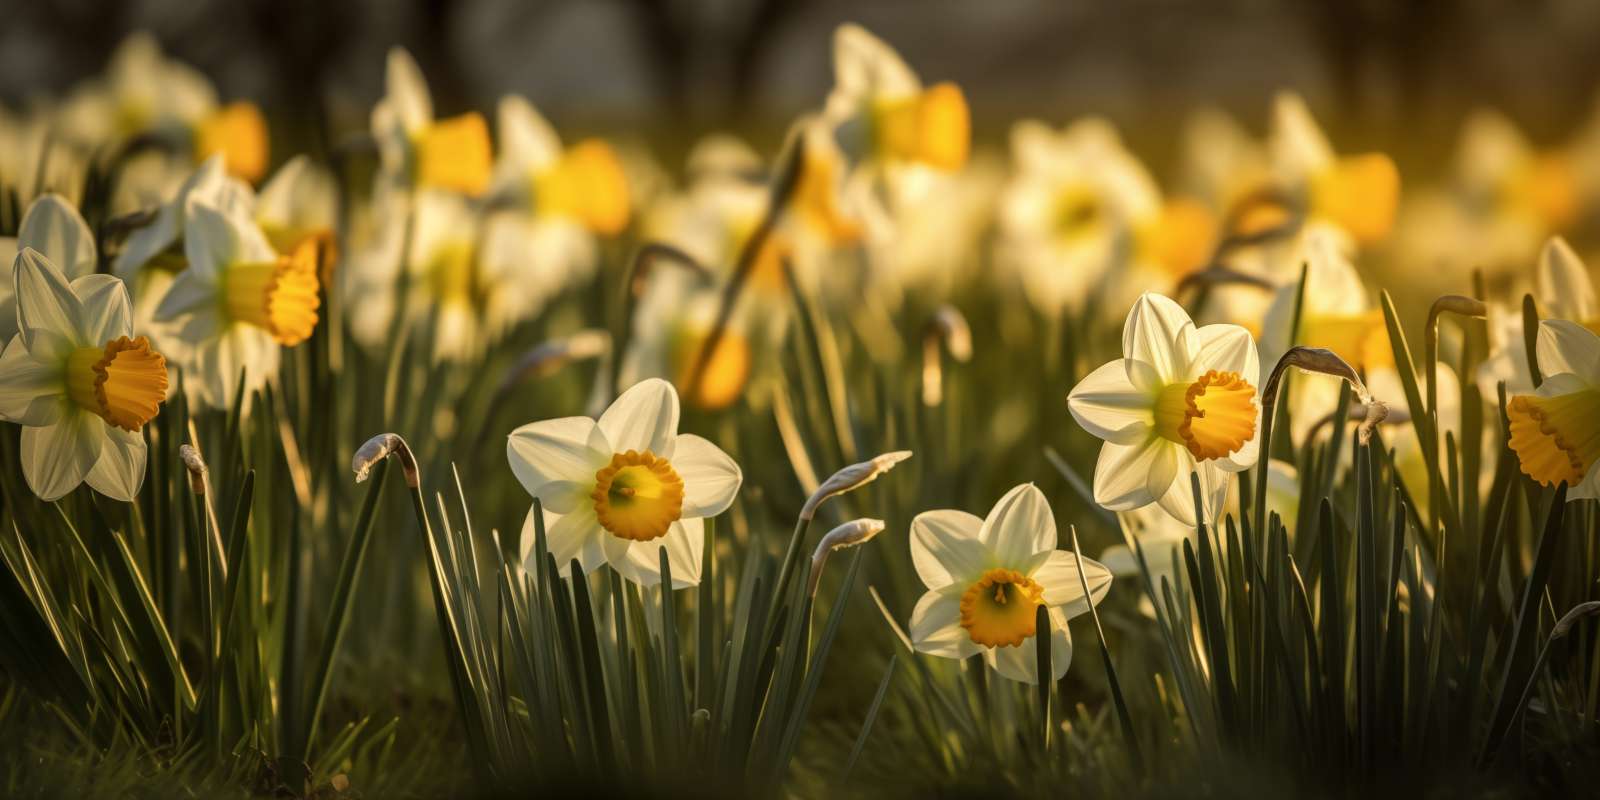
xmin=64 ymin=336 xmax=169 ymax=432
xmin=592 ymin=450 xmax=685 ymax=542
xmin=413 ymin=112 xmax=492 ymax=196
xmin=959 ymin=568 xmax=1045 ymax=648
xmin=532 ymin=139 xmax=631 ymax=235
xmin=1310 ymin=152 xmax=1398 ymax=244
xmin=873 ymin=82 xmax=970 ymax=171
xmin=1300 ymin=309 xmax=1392 ymax=372
xmin=1052 ymin=185 xmax=1104 ymax=245
xmin=223 ymin=240 xmax=321 ymax=345
xmin=669 ymin=325 xmax=751 ymax=411
xmin=1507 ymin=390 xmax=1600 ymax=488
xmin=1153 ymin=370 xmax=1258 ymax=460
xmin=194 ymin=101 xmax=269 ymax=182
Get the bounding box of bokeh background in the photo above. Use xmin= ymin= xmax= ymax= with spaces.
xmin=5 ymin=0 xmax=1600 ymax=170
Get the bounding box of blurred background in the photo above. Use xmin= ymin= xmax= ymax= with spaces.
xmin=4 ymin=0 xmax=1600 ymax=169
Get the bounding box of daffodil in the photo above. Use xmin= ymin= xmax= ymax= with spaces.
xmin=371 ymin=48 xmax=493 ymax=197
xmin=491 ymin=95 xmax=631 ymax=235
xmin=151 ymin=201 xmax=319 ymax=409
xmin=1260 ymin=228 xmax=1393 ymax=443
xmin=0 ymin=248 xmax=169 ymax=501
xmin=256 ymin=155 xmax=339 ymax=282
xmin=619 ymin=269 xmax=752 ymax=411
xmin=998 ymin=118 xmax=1215 ymax=316
xmin=1476 ymin=237 xmax=1588 ymax=402
xmin=0 ymin=194 xmax=99 ymax=343
xmin=908 ymin=484 xmax=1112 ymax=684
xmin=1067 ymin=293 xmax=1262 ymax=526
xmin=1270 ymin=92 xmax=1399 ymax=246
xmin=823 ymin=24 xmax=970 ymax=174
xmin=1505 ymin=320 xmax=1600 ymax=499
xmin=507 ymin=378 xmax=742 ymax=588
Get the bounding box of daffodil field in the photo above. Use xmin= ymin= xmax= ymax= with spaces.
xmin=3 ymin=21 xmax=1600 ymax=798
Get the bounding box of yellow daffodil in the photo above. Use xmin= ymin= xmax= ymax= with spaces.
xmin=151 ymin=201 xmax=319 ymax=409
xmin=1505 ymin=320 xmax=1600 ymax=499
xmin=371 ymin=48 xmax=493 ymax=197
xmin=1068 ymin=293 xmax=1262 ymax=526
xmin=908 ymin=484 xmax=1112 ymax=684
xmin=823 ymin=24 xmax=970 ymax=173
xmin=0 ymin=249 xmax=168 ymax=500
xmin=508 ymin=378 xmax=742 ymax=588
xmin=1270 ymin=92 xmax=1399 ymax=245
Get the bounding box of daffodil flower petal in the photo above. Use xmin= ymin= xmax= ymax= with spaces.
xmin=1091 ymin=436 xmax=1177 ymax=511
xmin=616 ymin=517 xmax=703 ymax=589
xmin=153 ymin=271 xmax=219 ymax=322
xmin=1068 ymin=360 xmax=1154 ymax=445
xmin=0 ymin=335 xmax=66 ymax=426
xmin=21 ymin=412 xmax=103 ymax=502
xmin=19 ymin=194 xmax=96 ymax=277
xmin=1538 ymin=237 xmax=1597 ymax=323
xmin=507 ymin=416 xmax=608 ymax=496
xmin=1122 ymin=292 xmax=1195 ymax=387
xmin=524 ymin=505 xmax=608 ymax=578
xmin=599 ymin=378 xmax=680 ymax=455
xmin=983 ymin=611 xmax=1071 ymax=685
xmin=15 ymin=248 xmax=85 ymax=353
xmin=979 ymin=483 xmax=1056 ymax=568
xmin=909 ymin=587 xmax=981 ymax=659
xmin=71 ymin=275 xmax=132 ymax=344
xmin=1191 ymin=323 xmax=1259 ymax=385
xmin=1536 ymin=320 xmax=1600 ymax=385
xmin=672 ymin=434 xmax=742 ymax=518
xmin=386 ymin=47 xmax=433 ymax=133
xmin=910 ymin=509 xmax=989 ymax=589
xmin=1156 ymin=453 xmax=1229 ymax=528
xmin=1030 ymin=550 xmax=1113 ymax=617
xmin=85 ymin=426 xmax=148 ymax=502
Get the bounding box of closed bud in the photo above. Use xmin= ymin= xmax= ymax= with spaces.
xmin=801 ymin=451 xmax=912 ymax=521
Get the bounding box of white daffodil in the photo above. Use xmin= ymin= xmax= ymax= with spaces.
xmin=490 ymin=94 xmax=630 ymax=236
xmin=371 ymin=47 xmax=493 ymax=197
xmin=0 ymin=249 xmax=169 ymax=501
xmin=618 ymin=269 xmax=752 ymax=412
xmin=152 ymin=201 xmax=319 ymax=409
xmin=1260 ymin=227 xmax=1393 ymax=444
xmin=0 ymin=194 xmax=99 ymax=343
xmin=822 ymin=24 xmax=969 ymax=175
xmin=1477 ymin=237 xmax=1589 ymax=402
xmin=1505 ymin=320 xmax=1600 ymax=500
xmin=998 ymin=118 xmax=1215 ymax=316
xmin=508 ymin=378 xmax=742 ymax=588
xmin=58 ymin=33 xmax=267 ymax=182
xmin=256 ymin=155 xmax=339 ymax=277
xmin=908 ymin=483 xmax=1112 ymax=684
xmin=1068 ymin=293 xmax=1262 ymax=526
xmin=1269 ymin=92 xmax=1399 ymax=246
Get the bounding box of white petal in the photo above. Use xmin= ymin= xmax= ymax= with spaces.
xmin=0 ymin=334 xmax=66 ymax=426
xmin=21 ymin=412 xmax=103 ymax=502
xmin=979 ymin=483 xmax=1056 ymax=568
xmin=152 ymin=270 xmax=217 ymax=321
xmin=182 ymin=203 xmax=240 ymax=283
xmin=19 ymin=194 xmax=96 ymax=278
xmin=1536 ymin=319 xmax=1600 ymax=385
xmin=984 ymin=611 xmax=1071 ymax=684
xmin=85 ymin=426 xmax=147 ymax=501
xmin=506 ymin=416 xmax=608 ymax=497
xmin=1155 ymin=453 xmax=1230 ymax=528
xmin=1538 ymin=236 xmax=1597 ymax=323
xmin=386 ymin=47 xmax=433 ymax=132
xmin=1121 ymin=292 xmax=1195 ymax=386
xmin=496 ymin=95 xmax=562 ymax=174
xmin=1191 ymin=323 xmax=1260 ymax=386
xmin=1067 ymin=359 xmax=1154 ymax=445
xmin=1030 ymin=550 xmax=1113 ymax=618
xmin=522 ymin=505 xmax=607 ymax=579
xmin=910 ymin=509 xmax=989 ymax=589
xmin=909 ymin=588 xmax=980 ymax=659
xmin=71 ymin=274 xmax=133 ymax=344
xmin=15 ymin=248 xmax=86 ymax=353
xmin=599 ymin=378 xmax=679 ymax=455
xmin=616 ymin=517 xmax=703 ymax=589
xmin=671 ymin=434 xmax=742 ymax=518
xmin=1092 ymin=437 xmax=1177 ymax=512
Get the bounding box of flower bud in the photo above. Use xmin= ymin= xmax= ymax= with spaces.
xmin=801 ymin=451 xmax=912 ymax=521
xmin=809 ymin=518 xmax=886 ymax=596
xmin=353 ymin=432 xmax=420 ymax=488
